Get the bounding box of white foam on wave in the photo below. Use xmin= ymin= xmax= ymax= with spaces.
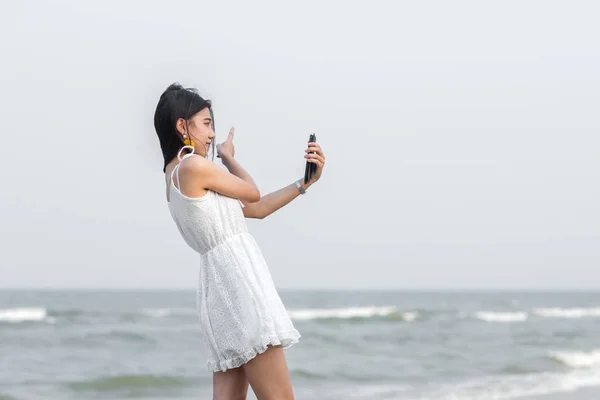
xmin=534 ymin=307 xmax=600 ymax=318
xmin=141 ymin=308 xmax=171 ymax=317
xmin=416 ymin=368 xmax=600 ymax=400
xmin=141 ymin=308 xmax=196 ymax=318
xmin=549 ymin=350 xmax=600 ymax=368
xmin=0 ymin=307 xmax=52 ymax=323
xmin=287 ymin=306 xmax=405 ymax=321
xmin=141 ymin=306 xmax=411 ymax=321
xmin=474 ymin=311 xmax=528 ymax=322
xmin=402 ymin=311 xmax=419 ymax=321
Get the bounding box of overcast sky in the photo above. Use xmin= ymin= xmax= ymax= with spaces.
xmin=1 ymin=0 xmax=599 ymax=290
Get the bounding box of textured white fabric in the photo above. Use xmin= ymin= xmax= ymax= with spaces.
xmin=167 ymin=154 xmax=300 ymax=372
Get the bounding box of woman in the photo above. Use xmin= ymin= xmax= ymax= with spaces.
xmin=154 ymin=83 xmax=326 ymax=400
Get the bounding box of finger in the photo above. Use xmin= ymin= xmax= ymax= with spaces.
xmin=227 ymin=127 xmax=235 ymax=142
xmin=305 ymin=152 xmax=324 ymax=160
xmin=304 ymin=153 xmax=325 ymax=164
xmin=307 ymin=159 xmax=324 ymax=168
xmin=306 ymin=144 xmax=324 ymax=156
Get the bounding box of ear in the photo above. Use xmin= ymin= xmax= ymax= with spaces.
xmin=176 ymin=118 xmax=187 ymax=136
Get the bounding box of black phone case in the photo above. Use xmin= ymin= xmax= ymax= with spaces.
xmin=304 ymin=134 xmax=316 ymax=184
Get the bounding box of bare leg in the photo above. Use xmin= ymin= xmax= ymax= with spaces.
xmin=243 ymin=345 xmax=294 ymax=400
xmin=213 ymin=366 xmax=249 ymax=400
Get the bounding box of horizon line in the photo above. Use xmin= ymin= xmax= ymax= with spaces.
xmin=2 ymin=287 xmax=600 ymax=292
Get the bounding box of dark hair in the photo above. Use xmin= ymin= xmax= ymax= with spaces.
xmin=154 ymin=83 xmax=215 ymax=172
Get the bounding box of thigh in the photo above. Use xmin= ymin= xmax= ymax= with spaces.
xmin=213 ymin=367 xmax=249 ymax=400
xmin=243 ymin=345 xmax=294 ymax=400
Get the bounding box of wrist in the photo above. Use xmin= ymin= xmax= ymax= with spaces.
xmin=296 ymin=178 xmax=312 ymax=194
xmin=220 ymin=154 xmax=235 ymax=166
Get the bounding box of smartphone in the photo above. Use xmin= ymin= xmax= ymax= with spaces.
xmin=304 ymin=133 xmax=317 ymax=184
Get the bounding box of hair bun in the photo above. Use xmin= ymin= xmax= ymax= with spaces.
xmin=166 ymin=83 xmax=184 ymax=92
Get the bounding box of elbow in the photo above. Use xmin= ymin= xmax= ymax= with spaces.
xmin=257 ymin=205 xmax=273 ymax=220
xmin=248 ymin=188 xmax=261 ymax=203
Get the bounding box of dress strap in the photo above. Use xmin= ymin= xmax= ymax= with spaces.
xmin=170 ymin=164 xmax=181 ymax=190
xmin=171 ymin=146 xmax=196 ymax=190
xmin=177 ymin=145 xmax=195 ymax=161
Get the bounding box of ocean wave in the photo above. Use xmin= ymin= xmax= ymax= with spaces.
xmin=0 ymin=307 xmax=55 ymax=324
xmin=473 ymin=311 xmax=528 ymax=323
xmin=549 ymin=350 xmax=600 ymax=368
xmin=287 ymin=306 xmax=413 ymax=321
xmin=338 ymin=383 xmax=410 ymax=398
xmin=67 ymin=374 xmax=193 ymax=392
xmin=140 ymin=308 xmax=196 ymax=318
xmin=402 ymin=311 xmax=419 ymax=321
xmin=497 ymin=364 xmax=535 ymax=375
xmin=0 ymin=306 xmax=201 ymax=324
xmin=51 ymin=309 xmax=87 ymax=317
xmin=416 ymin=368 xmax=600 ymax=400
xmin=87 ymin=330 xmax=155 ymax=343
xmin=534 ymin=307 xmax=600 ymax=318
xmin=291 ymin=368 xmax=327 ymax=380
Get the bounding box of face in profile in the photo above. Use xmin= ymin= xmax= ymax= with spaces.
xmin=177 ymin=107 xmax=215 ymax=157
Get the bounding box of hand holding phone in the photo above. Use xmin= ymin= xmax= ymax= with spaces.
xmin=304 ymin=133 xmax=317 ymax=184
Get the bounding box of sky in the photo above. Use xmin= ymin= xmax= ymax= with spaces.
xmin=0 ymin=0 xmax=598 ymax=290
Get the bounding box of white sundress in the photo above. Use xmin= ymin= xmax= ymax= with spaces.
xmin=167 ymin=149 xmax=300 ymax=372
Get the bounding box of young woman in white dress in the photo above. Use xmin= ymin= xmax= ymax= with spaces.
xmin=154 ymin=83 xmax=326 ymax=400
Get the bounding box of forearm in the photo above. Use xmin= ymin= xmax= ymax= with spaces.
xmin=253 ymin=178 xmax=312 ymax=218
xmin=221 ymin=155 xmax=258 ymax=189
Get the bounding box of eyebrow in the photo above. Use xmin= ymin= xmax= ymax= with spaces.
xmin=204 ymin=117 xmax=212 ymax=122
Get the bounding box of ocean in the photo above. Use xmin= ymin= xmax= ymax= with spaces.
xmin=1 ymin=290 xmax=600 ymax=400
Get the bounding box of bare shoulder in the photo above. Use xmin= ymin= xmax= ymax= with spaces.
xmin=175 ymin=155 xmax=214 ymax=197
xmin=181 ymin=154 xmax=211 ymax=167
xmin=178 ymin=154 xmax=214 ymax=176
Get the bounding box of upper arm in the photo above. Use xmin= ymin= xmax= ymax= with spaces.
xmin=181 ymin=157 xmax=261 ymax=203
